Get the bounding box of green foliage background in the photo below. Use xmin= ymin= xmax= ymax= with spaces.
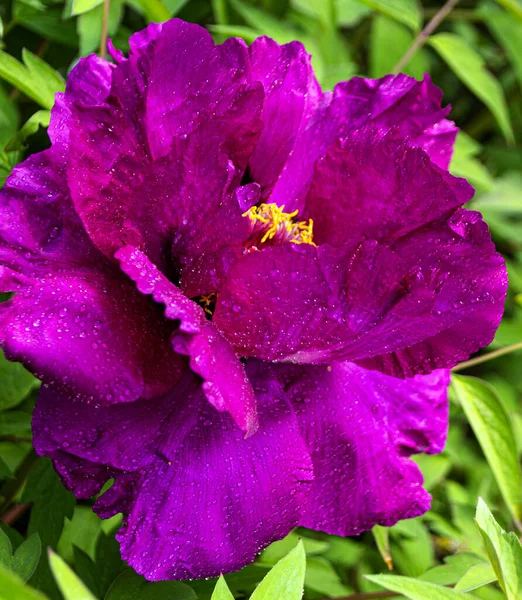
xmin=0 ymin=0 xmax=522 ymax=598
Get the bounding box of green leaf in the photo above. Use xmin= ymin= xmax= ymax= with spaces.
xmin=250 ymin=540 xmax=306 ymax=600
xmin=428 ymin=33 xmax=514 ymax=143
xmin=21 ymin=458 xmax=75 ymax=548
xmin=450 ymin=132 xmax=494 ymax=192
xmin=352 ymin=0 xmax=421 ymax=30
xmin=12 ymin=534 xmax=41 ymax=583
xmin=104 ymin=568 xmax=196 ymax=599
xmin=4 ymin=110 xmax=50 ymax=152
xmin=304 ymin=556 xmax=351 ymax=596
xmin=454 ymin=563 xmax=497 ymax=592
xmin=452 ymin=375 xmax=522 ymax=522
xmin=0 ymin=528 xmax=13 ymax=568
xmin=475 ymin=498 xmax=522 ymax=600
xmin=0 ymin=564 xmax=49 ymax=600
xmin=0 ymin=50 xmax=64 ymax=109
xmin=336 ymin=0 xmax=372 ymax=26
xmin=48 ymin=551 xmax=98 ymax=600
xmin=211 ymin=576 xmax=234 ymax=600
xmin=0 ymin=412 xmax=32 ymax=436
xmin=370 ymin=14 xmax=428 ymax=79
xmin=71 ymin=0 xmax=103 ymax=16
xmin=413 ymin=454 xmax=451 ymax=490
xmin=259 ymin=532 xmax=328 ymax=566
xmin=483 ymin=5 xmax=522 ymax=92
xmin=0 ymin=456 xmax=11 ymax=478
xmin=0 ymin=351 xmax=38 ymax=412
xmin=366 ymin=574 xmax=479 ymax=599
xmin=372 ymin=525 xmax=392 ymax=570
xmin=493 ymin=0 xmax=522 ymax=22
xmin=58 ymin=507 xmax=102 ymax=563
xmin=129 ymin=0 xmax=171 ymax=22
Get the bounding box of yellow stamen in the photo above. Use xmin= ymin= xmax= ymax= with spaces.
xmin=243 ymin=203 xmax=315 ymax=246
xmin=198 ymin=292 xmax=217 ymax=316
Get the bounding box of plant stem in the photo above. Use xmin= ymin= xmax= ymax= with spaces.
xmin=100 ymin=0 xmax=111 ymax=59
xmin=392 ymin=0 xmax=459 ymax=74
xmin=2 ymin=503 xmax=29 ymax=526
xmin=452 ymin=341 xmax=522 ymax=372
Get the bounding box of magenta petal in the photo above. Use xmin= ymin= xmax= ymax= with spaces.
xmin=116 ymin=245 xmax=257 ymax=434
xmin=280 ymin=362 xmax=449 ymax=534
xmin=305 ymin=126 xmax=473 ymax=247
xmin=332 ymin=73 xmax=458 ymax=169
xmin=247 ymin=38 xmax=322 ymax=200
xmin=214 ymin=213 xmax=505 ymax=375
xmin=0 ymin=150 xmax=182 ymax=403
xmin=33 ymin=367 xmax=313 ymax=580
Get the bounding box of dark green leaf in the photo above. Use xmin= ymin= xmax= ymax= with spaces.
xmin=104 ymin=568 xmax=196 ymax=600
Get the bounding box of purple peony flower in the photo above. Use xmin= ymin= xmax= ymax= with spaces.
xmin=0 ymin=19 xmax=507 ymax=581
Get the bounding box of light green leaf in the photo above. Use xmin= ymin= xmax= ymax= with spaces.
xmin=475 ymin=498 xmax=522 ymax=600
xmin=372 ymin=525 xmax=392 ymax=570
xmin=454 ymin=563 xmax=497 ymax=592
xmin=450 ymin=132 xmax=494 ymax=192
xmin=413 ymin=455 xmax=451 ymax=490
xmin=370 ymin=14 xmax=428 ymax=78
xmin=493 ymin=0 xmax=522 ymax=22
xmin=452 ymin=375 xmax=522 ymax=522
xmin=259 ymin=532 xmax=328 ymax=566
xmin=104 ymin=568 xmax=196 ymax=599
xmin=304 ymin=556 xmax=351 ymax=596
xmin=11 ymin=534 xmax=41 ymax=583
xmin=429 ymin=33 xmax=514 ymax=143
xmin=483 ymin=5 xmax=522 ymax=92
xmin=71 ymin=0 xmax=103 ymax=16
xmin=352 ymin=0 xmax=421 ymax=30
xmin=250 ymin=540 xmax=306 ymax=600
xmin=366 ymin=574 xmax=479 ymax=599
xmin=0 ymin=351 xmax=38 ymax=412
xmin=129 ymin=0 xmax=171 ymax=22
xmin=211 ymin=576 xmax=234 ymax=600
xmin=4 ymin=110 xmax=50 ymax=152
xmin=0 ymin=49 xmax=64 ymax=109
xmin=48 ymin=551 xmax=98 ymax=600
xmin=0 ymin=564 xmax=49 ymax=600
xmin=335 ymin=0 xmax=372 ymax=26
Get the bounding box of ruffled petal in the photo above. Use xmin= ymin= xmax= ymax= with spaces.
xmin=0 ymin=150 xmax=182 ymax=403
xmin=116 ymin=245 xmax=257 ymax=434
xmin=247 ymin=38 xmax=323 ymax=200
xmin=331 ymin=73 xmax=457 ymax=169
xmin=279 ymin=362 xmax=449 ymax=534
xmin=214 ymin=208 xmax=506 ymax=375
xmin=62 ymin=25 xmax=262 ymax=285
xmin=33 ymin=367 xmax=313 ymax=580
xmin=305 ymin=126 xmax=473 ymax=247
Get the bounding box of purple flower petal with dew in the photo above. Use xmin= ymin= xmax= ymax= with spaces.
xmin=0 ymin=18 xmax=507 ymax=581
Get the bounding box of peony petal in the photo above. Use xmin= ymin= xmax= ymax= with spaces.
xmin=247 ymin=38 xmax=323 ymax=200
xmin=33 ymin=367 xmax=313 ymax=580
xmin=331 ymin=73 xmax=457 ymax=169
xmin=279 ymin=362 xmax=449 ymax=534
xmin=214 ymin=209 xmax=506 ymax=375
xmin=305 ymin=126 xmax=473 ymax=247
xmin=0 ymin=150 xmax=182 ymax=403
xmin=116 ymin=245 xmax=257 ymax=434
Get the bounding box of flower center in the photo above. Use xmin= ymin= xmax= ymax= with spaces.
xmin=243 ymin=203 xmax=315 ymax=247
